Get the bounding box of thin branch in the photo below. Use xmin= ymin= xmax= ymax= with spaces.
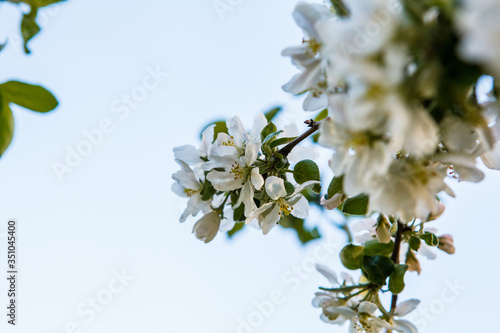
xmin=390 ymin=221 xmax=405 ymax=314
xmin=278 ymin=119 xmax=320 ymax=157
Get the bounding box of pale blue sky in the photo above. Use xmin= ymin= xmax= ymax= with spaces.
xmin=0 ymin=1 xmax=499 ymax=332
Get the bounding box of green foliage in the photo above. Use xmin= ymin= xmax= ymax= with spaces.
xmin=0 ymin=81 xmax=58 ymax=112
xmin=363 ymin=239 xmax=394 ymax=257
xmin=200 ymin=120 xmax=227 ymax=141
xmin=342 ymin=194 xmax=369 ymax=215
xmin=0 ymin=98 xmax=15 ymax=156
xmin=293 ymin=159 xmax=321 ymax=193
xmin=264 ymin=106 xmax=282 ymax=122
xmin=260 ymin=122 xmax=278 ymax=142
xmin=389 ymin=264 xmax=408 ymax=294
xmin=227 ymin=222 xmax=245 ymax=238
xmin=409 ymin=236 xmax=421 ymax=251
xmin=269 ymin=136 xmax=297 ymax=149
xmin=200 ymin=180 xmax=216 ymax=201
xmin=4 ymin=0 xmax=66 ymax=54
xmin=232 ymin=203 xmax=245 ymax=222
xmin=327 ymin=175 xmax=344 ymax=199
xmin=362 ymin=255 xmax=395 ymax=286
xmin=0 ymin=81 xmax=58 ymax=156
xmin=340 ymin=244 xmax=364 ymax=270
xmin=279 ymin=214 xmax=320 ymax=245
xmin=314 ymin=108 xmax=328 ymax=121
xmin=420 ymin=232 xmax=439 ymax=247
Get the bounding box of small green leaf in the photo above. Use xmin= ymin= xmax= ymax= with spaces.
xmin=0 ymin=41 xmax=7 ymax=52
xmin=227 ymin=222 xmax=245 ymax=238
xmin=0 ymin=81 xmax=58 ymax=112
xmin=200 ymin=180 xmax=216 ymax=201
xmin=0 ymin=99 xmax=15 ymax=156
xmin=420 ymin=232 xmax=439 ymax=247
xmin=340 ymin=244 xmax=364 ymax=270
xmin=200 ymin=120 xmax=227 ymax=140
xmin=21 ymin=7 xmax=40 ymax=54
xmin=261 ymin=121 xmax=277 ymax=142
xmin=279 ymin=214 xmax=321 ymax=245
xmin=232 ymin=203 xmax=245 ymax=222
xmin=284 ymin=181 xmax=295 ymax=196
xmin=315 ymin=108 xmax=328 ymax=121
xmin=363 ymin=239 xmax=394 ymax=257
xmin=269 ymin=136 xmax=297 ymax=149
xmin=409 ymin=236 xmax=421 ymax=251
xmin=342 ymin=194 xmax=369 ymax=215
xmin=263 ymin=130 xmax=283 ymax=145
xmin=293 ymin=159 xmax=321 ymax=193
xmin=327 ymin=175 xmax=344 ymax=199
xmin=389 ymin=264 xmax=408 ymax=294
xmin=362 ymin=255 xmax=395 ymax=286
xmin=264 ymin=107 xmax=282 ymax=122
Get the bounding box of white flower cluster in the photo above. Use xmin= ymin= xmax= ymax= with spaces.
xmin=313 ymin=264 xmax=419 ymax=333
xmin=172 ymin=114 xmax=319 ymax=242
xmin=283 ymin=0 xmax=500 ymax=222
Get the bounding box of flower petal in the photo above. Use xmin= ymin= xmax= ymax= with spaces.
xmin=265 ymin=176 xmax=287 ymax=200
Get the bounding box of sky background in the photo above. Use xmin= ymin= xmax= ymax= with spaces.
xmin=0 ymin=1 xmax=499 ymax=332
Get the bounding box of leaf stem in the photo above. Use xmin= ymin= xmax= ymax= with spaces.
xmin=389 ymin=221 xmax=406 ymax=314
xmin=278 ymin=119 xmax=320 ymax=157
xmin=319 ymin=283 xmax=370 ymax=293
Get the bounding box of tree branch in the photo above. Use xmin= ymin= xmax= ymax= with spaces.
xmin=390 ymin=221 xmax=406 ymax=314
xmin=277 ymin=119 xmax=320 ymax=157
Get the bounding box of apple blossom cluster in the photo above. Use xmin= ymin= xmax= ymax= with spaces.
xmin=172 ymin=0 xmax=500 ymax=331
xmin=172 ymin=113 xmax=320 ymax=243
xmin=283 ymin=0 xmax=500 ymax=222
xmin=278 ymin=0 xmax=500 ymax=331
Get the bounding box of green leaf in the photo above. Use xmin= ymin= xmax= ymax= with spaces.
xmin=315 ymin=108 xmax=328 ymax=121
xmin=260 ymin=121 xmax=277 ymax=142
xmin=389 ymin=264 xmax=408 ymax=294
xmin=262 ymin=130 xmax=283 ymax=145
xmin=420 ymin=232 xmax=439 ymax=247
xmin=363 ymin=239 xmax=394 ymax=257
xmin=0 ymin=81 xmax=58 ymax=112
xmin=327 ymin=175 xmax=344 ymax=199
xmin=227 ymin=222 xmax=245 ymax=238
xmin=362 ymin=255 xmax=395 ymax=286
xmin=293 ymin=159 xmax=321 ymax=193
xmin=409 ymin=236 xmax=421 ymax=251
xmin=200 ymin=120 xmax=227 ymax=141
xmin=342 ymin=194 xmax=369 ymax=215
xmin=21 ymin=7 xmax=40 ymax=54
xmin=232 ymin=203 xmax=245 ymax=222
xmin=269 ymin=136 xmax=297 ymax=149
xmin=200 ymin=180 xmax=216 ymax=201
xmin=340 ymin=244 xmax=364 ymax=270
xmin=279 ymin=214 xmax=320 ymax=245
xmin=0 ymin=41 xmax=6 ymax=52
xmin=284 ymin=181 xmax=295 ymax=196
xmin=33 ymin=0 xmax=65 ymax=6
xmin=264 ymin=107 xmax=282 ymax=122
xmin=0 ymin=98 xmax=15 ymax=156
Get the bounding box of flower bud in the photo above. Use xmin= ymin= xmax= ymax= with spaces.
xmin=437 ymin=234 xmax=455 ymax=254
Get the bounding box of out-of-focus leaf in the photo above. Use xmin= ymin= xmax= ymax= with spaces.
xmin=280 ymin=214 xmax=320 ymax=245
xmin=227 ymin=222 xmax=245 ymax=238
xmin=0 ymin=97 xmax=15 ymax=157
xmin=200 ymin=120 xmax=227 ymax=141
xmin=0 ymin=81 xmax=58 ymax=112
xmin=342 ymin=194 xmax=369 ymax=215
xmin=340 ymin=244 xmax=364 ymax=270
xmin=264 ymin=106 xmax=282 ymax=122
xmin=293 ymin=159 xmax=321 ymax=193
xmin=21 ymin=7 xmax=40 ymax=54
xmin=362 ymin=255 xmax=395 ymax=286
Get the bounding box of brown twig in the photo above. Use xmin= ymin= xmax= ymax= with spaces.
xmin=277 ymin=119 xmax=320 ymax=157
